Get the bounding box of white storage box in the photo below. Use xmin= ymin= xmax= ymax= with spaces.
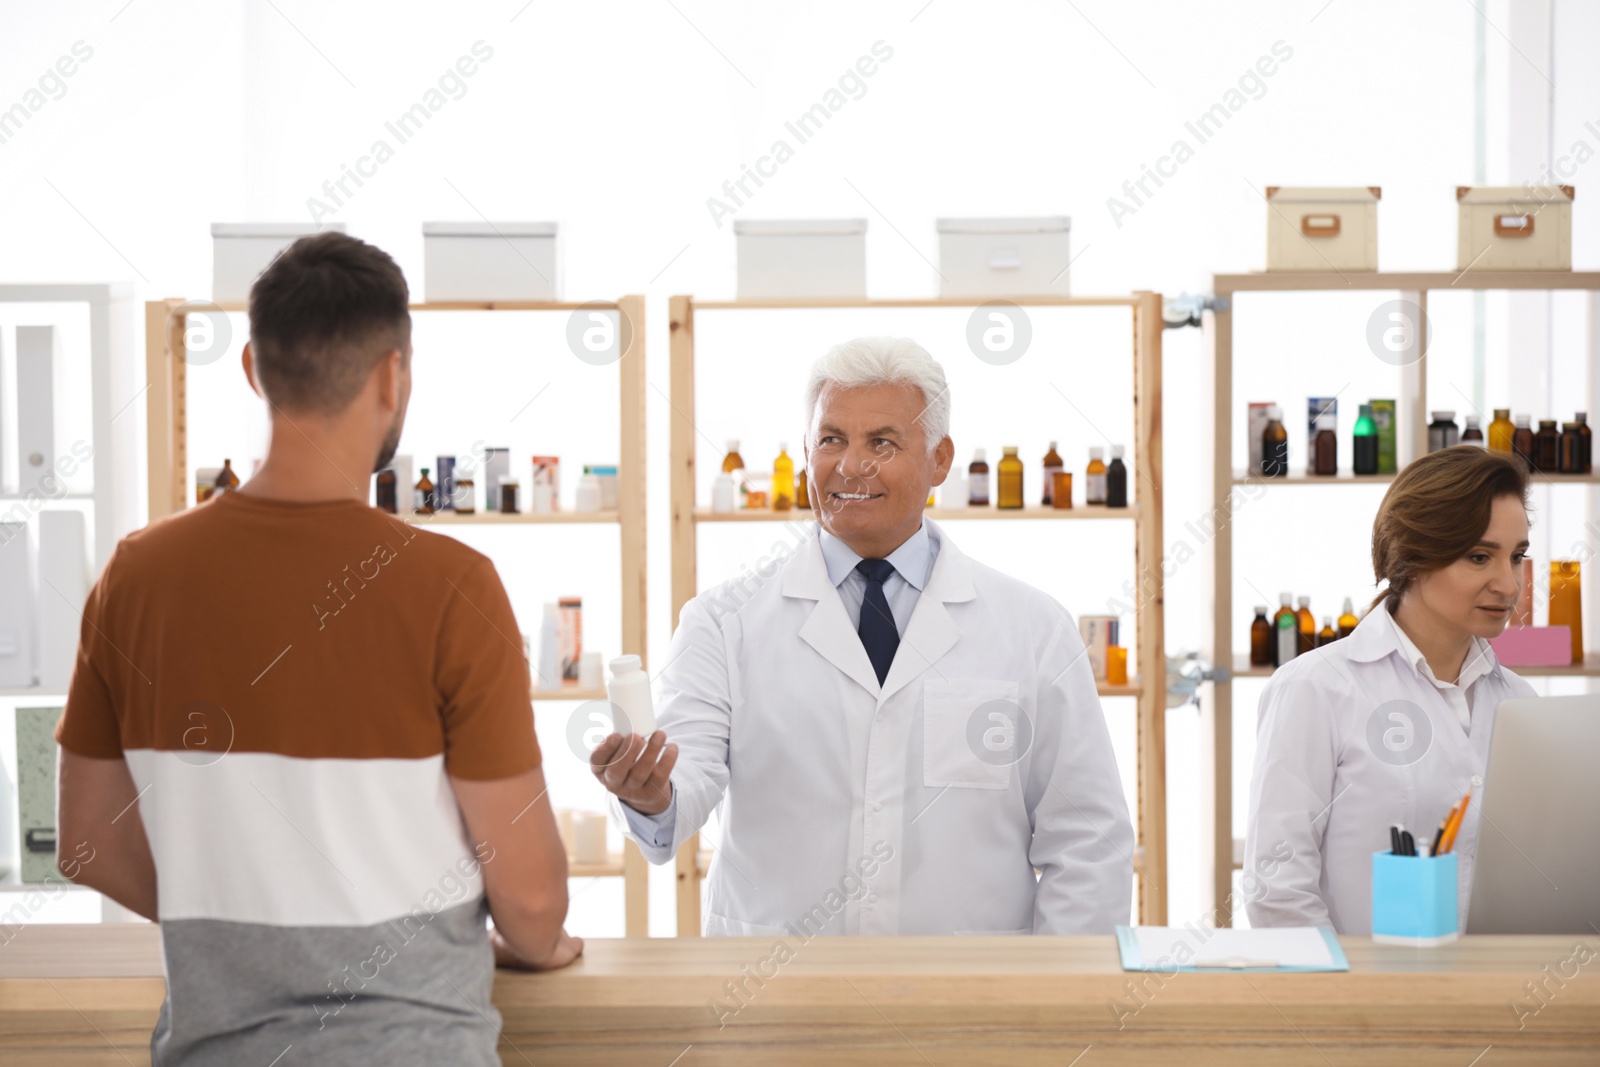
xmin=937 ymin=217 xmax=1071 ymax=296
xmin=1456 ymin=185 xmax=1573 ymax=271
xmin=212 ymin=222 xmax=347 ymax=303
xmin=423 ymin=221 xmax=562 ymax=302
xmin=15 ymin=326 xmax=64 ymax=497
xmin=36 ymin=510 xmax=88 ymax=691
xmin=1264 ymin=187 xmax=1380 ymax=272
xmin=0 ymin=521 xmax=37 ymax=689
xmin=735 ymin=219 xmax=867 ymax=299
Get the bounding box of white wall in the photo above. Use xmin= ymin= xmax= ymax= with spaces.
xmin=1 ymin=0 xmax=1595 ymax=936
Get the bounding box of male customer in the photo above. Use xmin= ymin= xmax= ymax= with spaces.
xmin=593 ymin=336 xmax=1133 ymax=935
xmin=56 ymin=231 xmax=579 ymax=1066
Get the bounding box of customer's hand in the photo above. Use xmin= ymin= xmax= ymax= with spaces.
xmin=589 ymin=730 xmax=678 ymax=816
xmin=491 ymin=925 xmax=584 ymax=971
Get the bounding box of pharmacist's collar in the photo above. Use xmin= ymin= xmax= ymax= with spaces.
xmin=819 ymin=521 xmax=933 ymax=591
xmin=1344 ymin=596 xmax=1507 ymax=683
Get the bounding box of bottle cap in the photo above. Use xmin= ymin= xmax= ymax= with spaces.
xmin=609 ymin=654 xmax=642 ymax=675
xmin=1003 ymin=445 xmax=1018 ymax=455
xmin=1112 ymin=445 xmax=1125 ymax=458
xmin=421 ymin=467 xmax=430 ymax=476
xmin=1431 ymin=411 xmax=1454 ymax=421
xmin=1314 ymin=413 xmax=1334 ymax=430
xmin=1297 ymin=596 xmax=1310 ymax=606
xmin=1540 ymin=419 xmax=1557 ymax=429
xmin=1323 ymin=615 xmax=1333 ymax=624
xmin=1516 ymin=414 xmax=1530 ymax=425
xmin=1343 ymin=597 xmax=1353 ymax=611
xmin=1465 ymin=415 xmax=1481 ymax=425
xmin=1494 ymin=408 xmax=1510 ymax=419
xmin=1048 ymin=440 xmax=1058 ymax=449
xmin=973 ymin=448 xmax=986 ymax=461
xmin=543 ymin=603 xmax=560 ymax=618
xmin=1358 ymin=403 xmax=1373 ymax=417
xmin=1266 ymin=404 xmax=1282 ymax=419
xmin=1090 ymin=446 xmax=1104 ymax=459
xmin=1280 ymin=592 xmax=1292 ymax=604
xmin=778 ymin=441 xmax=788 ymax=452
xmin=726 ymin=439 xmax=740 ymax=452
xmin=1577 ymin=412 xmax=1589 ymax=422
xmin=1255 ymin=605 xmax=1268 ymax=614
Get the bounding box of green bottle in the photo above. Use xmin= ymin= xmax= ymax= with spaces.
xmin=1353 ymin=404 xmax=1378 ymax=476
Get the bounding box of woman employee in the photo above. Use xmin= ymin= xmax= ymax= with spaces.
xmin=1244 ymin=445 xmax=1535 ymax=934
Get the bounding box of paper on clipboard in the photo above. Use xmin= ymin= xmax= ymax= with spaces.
xmin=1116 ymin=925 xmax=1349 ymax=973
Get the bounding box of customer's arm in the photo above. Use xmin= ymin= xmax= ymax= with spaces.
xmin=438 ymin=557 xmax=580 ymax=970
xmin=450 ymin=767 xmax=580 ymax=970
xmin=56 ymin=750 xmax=157 ymax=920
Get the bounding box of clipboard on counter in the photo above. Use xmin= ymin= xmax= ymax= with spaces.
xmin=1116 ymin=925 xmax=1350 ymax=973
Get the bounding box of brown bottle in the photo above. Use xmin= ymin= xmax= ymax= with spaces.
xmin=1511 ymin=415 xmax=1535 ymax=471
xmin=1534 ymin=420 xmax=1561 ymax=472
xmin=968 ymin=449 xmax=990 ymax=506
xmin=1262 ymin=405 xmax=1288 ymax=477
xmin=796 ymin=468 xmax=810 ymax=509
xmin=1106 ymin=446 xmax=1128 ymax=508
xmin=1041 ymin=441 xmax=1064 ymax=505
xmin=997 ymin=447 xmax=1024 ymax=509
xmin=1577 ymin=412 xmax=1593 ymax=474
xmin=1317 ymin=616 xmax=1337 ymax=648
xmin=375 ymin=469 xmax=398 ymax=513
xmin=1488 ymin=409 xmax=1515 ymax=453
xmin=1296 ymin=596 xmax=1316 ymax=656
xmin=1312 ymin=413 xmax=1337 ymax=475
xmin=215 ymin=459 xmax=240 ymax=493
xmin=1337 ymin=597 xmax=1358 ymax=639
xmin=415 ymin=468 xmax=436 ymax=514
xmin=1249 ymin=606 xmax=1272 ymax=667
xmin=1561 ymin=422 xmax=1583 ymax=474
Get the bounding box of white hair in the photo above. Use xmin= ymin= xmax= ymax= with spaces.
xmin=804 ymin=336 xmax=951 ymax=452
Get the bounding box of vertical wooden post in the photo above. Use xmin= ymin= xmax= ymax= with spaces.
xmin=1133 ymin=291 xmax=1167 ymax=924
xmin=617 ymin=294 xmax=648 ymax=668
xmin=1209 ymin=285 xmax=1236 ymax=925
xmin=668 ymin=295 xmax=702 ymax=937
xmin=144 ymin=300 xmax=187 ymax=522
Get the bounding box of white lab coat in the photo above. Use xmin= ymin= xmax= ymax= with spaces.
xmin=610 ymin=519 xmax=1133 ymax=936
xmin=1244 ymin=599 xmax=1536 ymax=933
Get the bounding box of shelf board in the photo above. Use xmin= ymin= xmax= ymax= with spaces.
xmin=694 ymin=504 xmax=1137 ymax=522
xmin=531 ymin=687 xmax=607 ymax=702
xmin=1232 ymin=469 xmax=1395 ymax=486
xmin=1097 ymin=680 xmax=1142 ymax=698
xmin=568 ymin=852 xmax=627 ymax=878
xmin=1213 ymin=270 xmax=1600 ymax=293
xmin=408 ymin=510 xmax=619 ymax=526
xmin=1232 ymin=652 xmax=1600 ymax=679
xmin=206 ymin=301 xmax=616 ymax=313
xmin=691 ymin=296 xmax=1139 ymax=310
xmin=0 ymin=688 xmax=65 ymax=698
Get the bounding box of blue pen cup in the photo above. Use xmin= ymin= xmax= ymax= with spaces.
xmin=1371 ymin=850 xmax=1459 ymax=945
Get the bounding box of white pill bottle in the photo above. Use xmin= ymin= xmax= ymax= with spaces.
xmin=605 ymin=654 xmax=655 ymax=736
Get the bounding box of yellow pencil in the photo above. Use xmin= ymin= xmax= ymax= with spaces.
xmin=1439 ymin=794 xmax=1471 ymax=855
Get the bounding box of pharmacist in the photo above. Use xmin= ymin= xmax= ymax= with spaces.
xmin=1244 ymin=445 xmax=1536 ymax=934
xmin=593 ymin=336 xmax=1133 ymax=936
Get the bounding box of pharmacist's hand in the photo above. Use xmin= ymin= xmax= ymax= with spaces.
xmin=491 ymin=925 xmax=584 ymax=971
xmin=590 ymin=730 xmax=678 ymax=816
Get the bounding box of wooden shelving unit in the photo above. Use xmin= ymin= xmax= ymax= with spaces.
xmin=667 ymin=293 xmax=1167 ymax=935
xmin=144 ymin=296 xmax=652 ymax=936
xmin=1206 ymin=270 xmax=1600 ymax=926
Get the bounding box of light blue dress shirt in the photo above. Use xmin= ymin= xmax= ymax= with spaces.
xmin=620 ymin=522 xmax=938 ymax=846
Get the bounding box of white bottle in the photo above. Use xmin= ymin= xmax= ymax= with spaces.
xmin=605 ymin=654 xmax=655 ymax=736
xmin=535 ymin=604 xmax=563 ymax=691
xmin=711 ymin=472 xmax=736 ymax=512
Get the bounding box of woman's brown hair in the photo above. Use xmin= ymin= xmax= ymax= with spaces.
xmin=1369 ymin=444 xmax=1530 ymax=610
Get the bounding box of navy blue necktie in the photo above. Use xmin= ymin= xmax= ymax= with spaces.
xmin=855 ymin=558 xmax=900 ymax=685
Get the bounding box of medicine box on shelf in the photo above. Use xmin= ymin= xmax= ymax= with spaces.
xmin=422 ymin=221 xmax=562 ymax=302
xmin=1264 ymin=187 xmax=1380 ymax=272
xmin=936 ymin=216 xmax=1071 ymax=297
xmin=212 ymin=222 xmax=348 ymax=304
xmin=734 ymin=219 xmax=867 ymax=299
xmin=1456 ymin=185 xmax=1573 ymax=271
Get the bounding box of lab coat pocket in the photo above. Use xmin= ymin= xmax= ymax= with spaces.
xmin=923 ymin=679 xmax=1020 ymax=790
xmin=704 ymin=911 xmax=792 ymax=938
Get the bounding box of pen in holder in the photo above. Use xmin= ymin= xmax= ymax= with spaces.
xmin=1371 ymin=850 xmax=1459 ymax=945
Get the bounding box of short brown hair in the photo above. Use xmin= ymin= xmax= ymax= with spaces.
xmin=1369 ymin=445 xmax=1530 ymax=609
xmin=248 ymin=231 xmax=411 ymax=415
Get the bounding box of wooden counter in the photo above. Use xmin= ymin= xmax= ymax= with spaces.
xmin=2 ymin=925 xmax=1597 ymax=1064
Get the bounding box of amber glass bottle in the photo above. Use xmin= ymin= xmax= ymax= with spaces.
xmin=997 ymin=447 xmax=1024 ymax=509
xmin=1512 ymin=415 xmax=1535 ymax=470
xmin=1488 ymin=409 xmax=1515 ymax=454
xmin=215 ymin=459 xmax=240 ymax=493
xmin=1262 ymin=406 xmax=1288 ymax=477
xmin=415 ymin=468 xmax=437 ymax=514
xmin=1249 ymin=606 xmax=1272 ymax=667
xmin=722 ymin=440 xmax=744 ymax=475
xmin=1312 ymin=414 xmax=1337 ymax=475
xmin=375 ymin=469 xmax=398 ymax=513
xmin=968 ymin=449 xmax=990 ymax=506
xmin=1534 ymin=420 xmax=1561 ymax=472
xmin=1041 ymin=441 xmax=1064 ymax=505
xmin=1317 ymin=617 xmax=1337 ymax=647
xmin=1086 ymin=447 xmax=1107 ymax=504
xmin=796 ymin=468 xmax=810 ymax=509
xmin=1337 ymin=597 xmax=1358 ymax=639
xmin=1296 ymin=596 xmax=1316 ymax=656
xmin=1106 ymin=446 xmax=1128 ymax=508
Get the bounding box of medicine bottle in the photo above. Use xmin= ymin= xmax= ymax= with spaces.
xmin=968 ymin=449 xmax=990 ymax=506
xmin=1262 ymin=406 xmax=1288 ymax=477
xmin=1106 ymin=446 xmax=1128 ymax=507
xmin=997 ymin=447 xmax=1023 ymax=509
xmin=1041 ymin=441 xmax=1064 ymax=505
xmin=1488 ymin=409 xmax=1515 ymax=454
xmin=1086 ymin=447 xmax=1107 ymax=504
